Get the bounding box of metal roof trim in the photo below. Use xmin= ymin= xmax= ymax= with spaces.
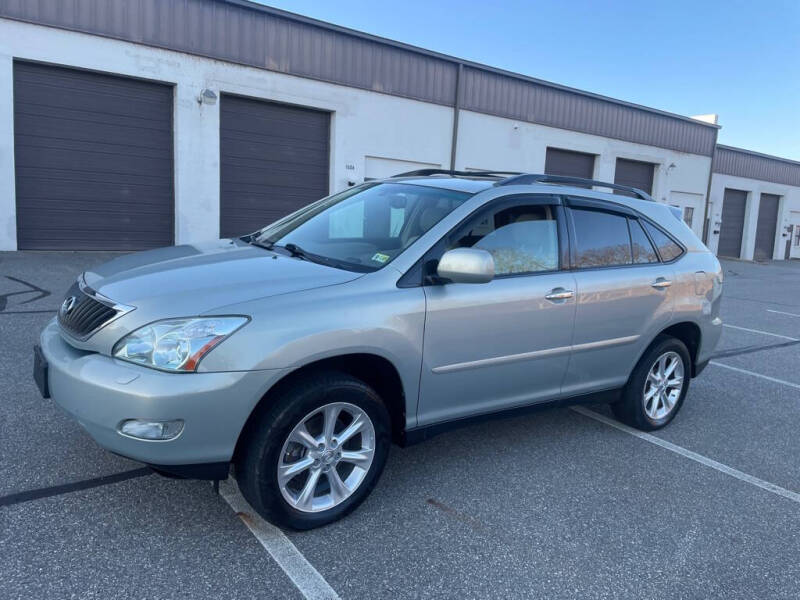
xmin=0 ymin=0 xmax=719 ymax=156
xmin=715 ymin=144 xmax=800 ymax=167
xmin=225 ymin=0 xmax=719 ymax=130
xmin=713 ymin=145 xmax=800 ymax=187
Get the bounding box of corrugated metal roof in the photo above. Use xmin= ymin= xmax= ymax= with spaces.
xmin=461 ymin=67 xmax=716 ymax=155
xmin=0 ymin=0 xmax=718 ymax=155
xmin=713 ymin=145 xmax=800 ymax=187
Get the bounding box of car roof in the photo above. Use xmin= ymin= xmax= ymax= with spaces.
xmin=387 ymin=176 xmax=497 ymax=194
xmin=385 ymin=175 xmax=661 ymax=217
xmin=383 ymin=174 xmax=654 ymax=202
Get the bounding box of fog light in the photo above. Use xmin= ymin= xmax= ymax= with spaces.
xmin=119 ymin=419 xmax=184 ymax=441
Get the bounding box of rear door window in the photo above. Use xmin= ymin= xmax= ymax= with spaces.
xmin=629 ymin=219 xmax=659 ymax=264
xmin=570 ymin=208 xmax=632 ymax=268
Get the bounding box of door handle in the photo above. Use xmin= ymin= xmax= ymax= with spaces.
xmin=651 ymin=278 xmax=672 ymax=289
xmin=545 ymin=288 xmax=574 ymax=301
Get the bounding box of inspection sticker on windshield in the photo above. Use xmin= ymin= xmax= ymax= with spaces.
xmin=371 ymin=252 xmax=390 ymax=264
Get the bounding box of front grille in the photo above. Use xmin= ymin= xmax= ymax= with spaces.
xmin=57 ymin=281 xmax=119 ymax=340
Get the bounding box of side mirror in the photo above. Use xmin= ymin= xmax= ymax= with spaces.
xmin=437 ymin=248 xmax=495 ymax=284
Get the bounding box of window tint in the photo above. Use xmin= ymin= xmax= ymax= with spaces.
xmin=642 ymin=221 xmax=683 ymax=261
xmin=629 ymin=219 xmax=659 ymax=264
xmin=571 ymin=209 xmax=632 ymax=268
xmin=450 ymin=203 xmax=559 ymax=275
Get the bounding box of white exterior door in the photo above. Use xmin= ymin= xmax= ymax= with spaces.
xmin=669 ymin=192 xmax=705 ymax=238
xmin=790 ymin=211 xmax=800 ymax=259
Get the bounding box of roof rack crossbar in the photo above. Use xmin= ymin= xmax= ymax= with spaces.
xmin=391 ymin=169 xmax=522 ymax=178
xmin=498 ymin=174 xmax=653 ymax=201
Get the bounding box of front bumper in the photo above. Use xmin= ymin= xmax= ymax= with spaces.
xmin=40 ymin=319 xmax=288 ymax=468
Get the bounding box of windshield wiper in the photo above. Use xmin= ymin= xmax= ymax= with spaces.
xmin=277 ymin=243 xmax=359 ymax=270
xmin=282 ymin=243 xmax=309 ymax=260
xmin=271 ymin=242 xmax=325 ymax=265
xmin=253 ymin=241 xmax=376 ymax=273
xmin=248 ymin=238 xmax=316 ymax=262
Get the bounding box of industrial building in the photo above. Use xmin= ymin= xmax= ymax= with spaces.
xmin=1 ymin=0 xmax=798 ymax=260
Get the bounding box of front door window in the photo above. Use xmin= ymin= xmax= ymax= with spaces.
xmin=449 ymin=204 xmax=559 ymax=275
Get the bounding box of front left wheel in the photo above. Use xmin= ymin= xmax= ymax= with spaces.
xmin=235 ymin=371 xmax=391 ymax=530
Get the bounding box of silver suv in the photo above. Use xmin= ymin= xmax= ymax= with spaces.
xmin=35 ymin=171 xmax=723 ymax=529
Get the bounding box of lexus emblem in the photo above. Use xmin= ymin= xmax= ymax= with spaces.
xmin=61 ymin=296 xmax=76 ymax=316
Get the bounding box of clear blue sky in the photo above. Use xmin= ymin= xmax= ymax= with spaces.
xmin=256 ymin=0 xmax=800 ymax=160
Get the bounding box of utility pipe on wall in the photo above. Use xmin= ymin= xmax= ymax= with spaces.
xmin=449 ymin=63 xmax=464 ymax=171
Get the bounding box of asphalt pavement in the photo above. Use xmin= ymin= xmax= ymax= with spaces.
xmin=1 ymin=252 xmax=798 ymax=599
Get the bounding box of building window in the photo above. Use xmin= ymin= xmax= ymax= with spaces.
xmin=682 ymin=207 xmax=694 ymax=228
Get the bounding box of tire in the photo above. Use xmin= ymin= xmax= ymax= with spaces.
xmin=235 ymin=370 xmax=391 ymax=530
xmin=611 ymin=335 xmax=691 ymax=431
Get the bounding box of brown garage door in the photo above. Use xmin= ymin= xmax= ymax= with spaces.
xmin=13 ymin=61 xmax=174 ymax=250
xmin=754 ymin=193 xmax=780 ymax=261
xmin=220 ymin=95 xmax=330 ymax=238
xmin=614 ymin=158 xmax=655 ymax=196
xmin=718 ymin=188 xmax=747 ymax=258
xmin=544 ymin=148 xmax=595 ymax=179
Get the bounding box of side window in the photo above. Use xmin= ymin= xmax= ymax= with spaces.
xmin=570 ymin=208 xmax=632 ymax=268
xmin=642 ymin=221 xmax=683 ymax=262
xmin=629 ymin=218 xmax=659 ymax=264
xmin=450 ymin=203 xmax=559 ymax=275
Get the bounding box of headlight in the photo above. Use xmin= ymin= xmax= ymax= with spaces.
xmin=113 ymin=316 xmax=249 ymax=372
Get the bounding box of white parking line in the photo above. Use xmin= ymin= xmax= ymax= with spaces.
xmin=709 ymin=361 xmax=800 ymax=391
xmin=571 ymin=406 xmax=800 ymax=505
xmin=767 ymin=309 xmax=800 ymax=318
xmin=722 ymin=323 xmax=799 ymax=341
xmin=219 ymin=479 xmax=340 ymax=600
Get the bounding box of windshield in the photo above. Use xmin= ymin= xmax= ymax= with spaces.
xmin=252 ymin=182 xmax=472 ymax=271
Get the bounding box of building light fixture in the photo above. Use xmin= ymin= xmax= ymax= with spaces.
xmin=198 ymin=89 xmax=218 ymax=105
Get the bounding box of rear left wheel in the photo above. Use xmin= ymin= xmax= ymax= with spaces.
xmin=611 ymin=336 xmax=691 ymax=431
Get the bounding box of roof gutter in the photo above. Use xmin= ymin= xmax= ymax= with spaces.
xmin=449 ymin=64 xmax=463 ymax=170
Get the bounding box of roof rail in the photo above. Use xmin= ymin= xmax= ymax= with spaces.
xmin=392 ymin=169 xmax=522 ymax=178
xmin=498 ymin=174 xmax=654 ymax=201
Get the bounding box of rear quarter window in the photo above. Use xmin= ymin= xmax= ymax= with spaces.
xmin=642 ymin=221 xmax=683 ymax=262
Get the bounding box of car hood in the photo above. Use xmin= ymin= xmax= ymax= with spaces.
xmin=82 ymin=239 xmax=362 ymax=316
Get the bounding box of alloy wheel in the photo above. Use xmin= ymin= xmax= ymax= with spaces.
xmin=277 ymin=402 xmax=376 ymax=513
xmin=642 ymin=351 xmax=685 ymax=420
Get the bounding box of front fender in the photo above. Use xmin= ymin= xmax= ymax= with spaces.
xmin=198 ymin=276 xmax=426 ymax=423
